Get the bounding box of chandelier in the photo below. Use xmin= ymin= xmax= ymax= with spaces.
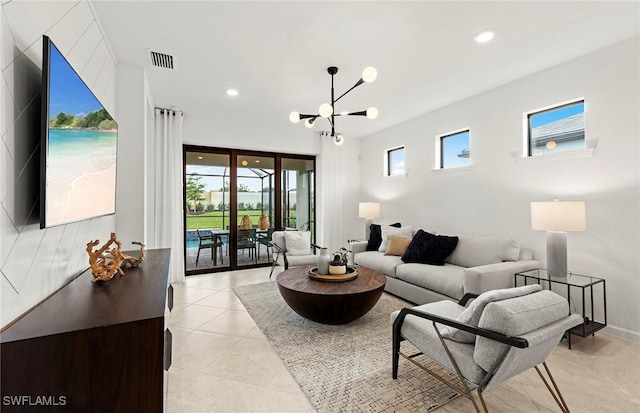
xmin=289 ymin=66 xmax=378 ymax=145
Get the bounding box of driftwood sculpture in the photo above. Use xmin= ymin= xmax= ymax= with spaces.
xmin=86 ymin=233 xmax=145 ymax=281
xmin=121 ymin=241 xmax=145 ymax=268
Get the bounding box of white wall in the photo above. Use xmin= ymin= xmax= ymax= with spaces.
xmin=0 ymin=1 xmax=117 ymax=328
xmin=357 ymin=37 xmax=640 ymax=339
xmin=115 ymin=64 xmax=147 ymax=245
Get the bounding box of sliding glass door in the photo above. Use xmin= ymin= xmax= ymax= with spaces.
xmin=235 ymin=154 xmax=275 ymax=268
xmin=184 ymin=151 xmax=231 ymax=273
xmin=184 ymin=146 xmax=314 ymax=275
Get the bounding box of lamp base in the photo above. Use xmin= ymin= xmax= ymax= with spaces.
xmin=547 ymin=231 xmax=567 ymax=278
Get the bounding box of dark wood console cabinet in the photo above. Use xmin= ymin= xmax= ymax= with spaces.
xmin=0 ymin=248 xmax=173 ymax=412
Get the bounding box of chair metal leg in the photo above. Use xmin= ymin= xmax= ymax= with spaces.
xmin=535 ymin=362 xmax=571 ymax=413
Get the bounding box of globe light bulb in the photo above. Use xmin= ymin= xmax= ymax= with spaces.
xmin=289 ymin=111 xmax=300 ymax=123
xmin=334 ymin=134 xmax=344 ymax=145
xmin=366 ymin=107 xmax=379 ymax=119
xmin=319 ymin=103 xmax=333 ymax=118
xmin=305 ymin=118 xmax=315 ymax=128
xmin=362 ymin=66 xmax=377 ymax=83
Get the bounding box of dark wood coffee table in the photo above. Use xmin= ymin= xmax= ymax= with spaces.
xmin=276 ymin=265 xmax=386 ymax=325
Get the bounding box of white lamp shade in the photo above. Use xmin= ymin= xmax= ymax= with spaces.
xmin=366 ymin=107 xmax=378 ymax=119
xmin=359 ymin=202 xmax=380 ymax=219
xmin=531 ymin=201 xmax=586 ymax=231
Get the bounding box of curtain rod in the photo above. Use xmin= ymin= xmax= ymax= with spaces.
xmin=155 ymin=107 xmax=184 ymax=116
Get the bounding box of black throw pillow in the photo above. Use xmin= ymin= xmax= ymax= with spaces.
xmin=366 ymin=222 xmax=401 ymax=251
xmin=402 ymin=229 xmax=459 ymax=266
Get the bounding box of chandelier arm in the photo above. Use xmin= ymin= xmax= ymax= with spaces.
xmin=299 ymin=114 xmax=318 ymax=120
xmin=346 ymin=110 xmax=367 ymax=116
xmin=334 ymin=78 xmax=365 ymax=104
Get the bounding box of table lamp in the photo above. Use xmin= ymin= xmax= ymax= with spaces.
xmin=359 ymin=202 xmax=380 ymax=240
xmin=531 ymin=200 xmax=586 ymax=278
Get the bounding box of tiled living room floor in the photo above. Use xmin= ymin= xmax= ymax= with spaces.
xmin=168 ymin=267 xmax=640 ymax=413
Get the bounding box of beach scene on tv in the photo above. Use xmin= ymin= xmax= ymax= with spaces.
xmin=46 ymin=41 xmax=117 ymax=227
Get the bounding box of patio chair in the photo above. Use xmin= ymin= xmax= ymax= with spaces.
xmin=237 ymin=228 xmax=258 ymax=264
xmin=269 ymin=230 xmax=321 ymax=278
xmin=196 ymin=229 xmax=224 ymax=266
xmin=391 ymin=285 xmax=583 ymax=413
xmin=257 ymin=228 xmax=275 ymax=262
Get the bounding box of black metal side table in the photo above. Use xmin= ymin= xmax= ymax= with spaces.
xmin=515 ymin=268 xmax=607 ymax=349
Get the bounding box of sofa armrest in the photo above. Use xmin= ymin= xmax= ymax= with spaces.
xmin=463 ymin=260 xmax=540 ymax=295
xmin=350 ymin=241 xmax=368 ymax=255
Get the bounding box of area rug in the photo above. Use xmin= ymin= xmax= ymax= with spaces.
xmin=233 ymin=281 xmax=459 ymax=412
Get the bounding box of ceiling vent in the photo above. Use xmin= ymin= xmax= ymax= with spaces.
xmin=148 ymin=50 xmax=174 ymax=69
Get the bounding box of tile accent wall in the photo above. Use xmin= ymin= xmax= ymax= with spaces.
xmin=1 ymin=1 xmax=117 ymax=328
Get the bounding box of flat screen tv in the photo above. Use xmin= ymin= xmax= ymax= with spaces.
xmin=40 ymin=35 xmax=117 ymax=229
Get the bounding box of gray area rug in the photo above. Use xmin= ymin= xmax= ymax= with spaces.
xmin=234 ymin=281 xmax=459 ymax=412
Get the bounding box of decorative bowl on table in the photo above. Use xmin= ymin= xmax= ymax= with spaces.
xmin=308 ymin=266 xmax=358 ymax=282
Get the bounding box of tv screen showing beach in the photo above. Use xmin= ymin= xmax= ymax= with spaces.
xmin=42 ymin=37 xmax=117 ymax=228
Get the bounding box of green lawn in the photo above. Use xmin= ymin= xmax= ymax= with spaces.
xmin=186 ymin=210 xmax=297 ymax=229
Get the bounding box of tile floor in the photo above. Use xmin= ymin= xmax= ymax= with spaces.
xmin=168 ymin=267 xmax=640 ymax=413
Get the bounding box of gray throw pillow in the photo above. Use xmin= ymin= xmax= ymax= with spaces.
xmin=441 ymin=284 xmax=542 ymax=343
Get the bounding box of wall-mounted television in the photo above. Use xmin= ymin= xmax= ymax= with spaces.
xmin=40 ymin=35 xmax=117 ymax=229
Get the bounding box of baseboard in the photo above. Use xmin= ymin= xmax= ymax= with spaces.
xmin=604 ymin=325 xmax=640 ymax=343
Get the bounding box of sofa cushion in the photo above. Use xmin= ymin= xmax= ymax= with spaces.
xmin=402 ymin=230 xmax=458 ymax=266
xmin=446 ymin=234 xmax=520 ymax=268
xmin=395 ymin=263 xmax=465 ymax=300
xmin=366 ymin=222 xmax=401 ymax=251
xmin=385 ymin=236 xmax=412 ymax=256
xmin=354 ymin=252 xmax=403 ymax=277
xmin=441 ymin=284 xmax=542 ymax=343
xmin=379 ymin=226 xmax=413 ymax=252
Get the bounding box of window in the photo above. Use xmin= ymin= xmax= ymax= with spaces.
xmin=527 ymin=100 xmax=585 ymax=156
xmin=439 ymin=130 xmax=470 ymax=169
xmin=386 ymin=146 xmax=405 ymax=176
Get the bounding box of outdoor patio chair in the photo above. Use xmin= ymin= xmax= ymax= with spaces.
xmin=269 ymin=230 xmax=321 ymax=278
xmin=391 ymin=285 xmax=583 ymax=413
xmin=237 ymin=228 xmax=258 ymax=264
xmin=257 ymin=228 xmax=275 ymax=262
xmin=196 ymin=229 xmax=224 ymax=266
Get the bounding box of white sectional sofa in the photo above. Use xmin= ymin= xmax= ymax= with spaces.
xmin=351 ymin=233 xmax=540 ymax=305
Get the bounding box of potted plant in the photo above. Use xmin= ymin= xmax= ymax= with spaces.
xmin=329 ymin=247 xmax=350 ymax=275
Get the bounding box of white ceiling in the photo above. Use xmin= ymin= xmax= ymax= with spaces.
xmin=91 ymin=1 xmax=640 ymax=140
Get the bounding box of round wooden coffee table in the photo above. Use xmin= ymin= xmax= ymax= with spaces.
xmin=276 ymin=265 xmax=386 ymax=325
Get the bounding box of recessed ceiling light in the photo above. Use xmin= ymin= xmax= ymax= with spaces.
xmin=226 ymin=89 xmax=239 ymax=96
xmin=473 ymin=30 xmax=495 ymax=43
xmin=197 ymin=156 xmax=203 ymax=160
xmin=241 ymin=160 xmax=248 ymax=166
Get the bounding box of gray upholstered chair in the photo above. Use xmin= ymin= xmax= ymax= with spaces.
xmin=391 ymin=285 xmax=583 ymax=413
xmin=268 ymin=230 xmax=320 ymax=277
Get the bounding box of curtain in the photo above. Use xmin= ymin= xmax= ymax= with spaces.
xmin=154 ymin=108 xmax=185 ymax=284
xmin=320 ymin=136 xmax=346 ymax=252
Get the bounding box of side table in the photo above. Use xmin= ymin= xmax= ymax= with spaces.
xmin=515 ymin=268 xmax=607 ymax=349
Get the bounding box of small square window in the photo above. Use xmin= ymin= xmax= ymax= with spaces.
xmin=386 ymin=146 xmax=405 ymax=176
xmin=439 ymin=130 xmax=470 ymax=169
xmin=528 ymin=100 xmax=585 ymax=156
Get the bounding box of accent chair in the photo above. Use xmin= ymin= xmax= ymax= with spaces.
xmin=391 ymin=285 xmax=583 ymax=412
